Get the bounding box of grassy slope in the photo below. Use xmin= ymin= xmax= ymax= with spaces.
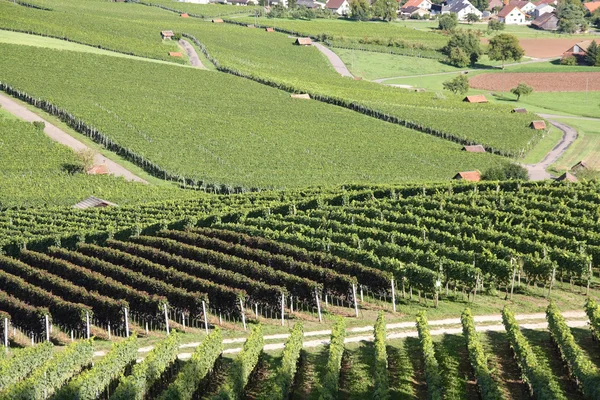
xmin=550 ymin=118 xmax=600 ymax=173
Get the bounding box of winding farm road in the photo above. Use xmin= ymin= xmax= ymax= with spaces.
xmin=0 ymin=93 xmax=147 ymax=183
xmin=313 ymin=43 xmax=354 ymax=78
xmin=522 ymin=119 xmax=578 ymax=181
xmin=178 ymin=39 xmax=207 ymax=70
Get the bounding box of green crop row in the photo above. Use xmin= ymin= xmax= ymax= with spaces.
xmin=373 ymin=312 xmax=389 ymax=400
xmin=416 ymin=311 xmax=443 ymax=400
xmin=0 ymin=341 xmax=53 ymax=392
xmin=320 ymin=317 xmax=347 ymax=400
xmin=585 ymin=298 xmax=600 ymax=342
xmin=266 ymin=322 xmax=304 ymax=400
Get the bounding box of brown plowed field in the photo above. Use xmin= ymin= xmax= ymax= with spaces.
xmin=480 ymin=38 xmax=585 ymax=58
xmin=469 ymin=72 xmax=600 ymax=92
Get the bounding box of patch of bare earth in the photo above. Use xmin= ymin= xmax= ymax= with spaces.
xmin=480 ymin=37 xmax=589 ymax=58
xmin=469 ymin=72 xmax=600 ymax=92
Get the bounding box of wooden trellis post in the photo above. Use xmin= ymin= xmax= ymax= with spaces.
xmin=352 ymin=284 xmax=359 ymax=318
xmin=45 ymin=315 xmax=50 ymax=342
xmin=163 ymin=304 xmax=170 ymax=335
xmin=240 ymin=299 xmax=247 ymax=331
xmin=202 ymin=301 xmax=209 ymax=334
xmin=315 ymin=290 xmax=322 ymax=323
xmin=281 ymin=293 xmax=285 ymax=326
xmin=124 ymin=308 xmax=130 ymax=338
xmin=3 ymin=318 xmax=8 ymax=350
xmin=391 ymin=278 xmax=396 ymax=312
xmin=86 ymin=312 xmax=90 ymax=339
xmin=510 ymin=258 xmax=516 ymax=300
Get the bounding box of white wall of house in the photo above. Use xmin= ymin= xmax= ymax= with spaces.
xmin=180 ymin=0 xmax=210 ymax=4
xmin=519 ymin=2 xmax=536 ymax=14
xmin=456 ymin=5 xmax=482 ymax=19
xmin=333 ymin=0 xmax=350 ymax=14
xmin=416 ymin=0 xmax=433 ymax=9
xmin=500 ymin=8 xmax=527 ymax=23
xmin=534 ymin=4 xmax=553 ymax=17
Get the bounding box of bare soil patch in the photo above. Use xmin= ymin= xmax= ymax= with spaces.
xmin=469 ymin=72 xmax=600 ymax=92
xmin=480 ymin=37 xmax=586 ymax=58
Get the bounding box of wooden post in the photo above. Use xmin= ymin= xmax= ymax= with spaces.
xmin=391 ymin=279 xmax=396 ymax=312
xmin=108 ymin=323 xmax=111 ymax=340
xmin=86 ymin=312 xmax=90 ymax=339
xmin=45 ymin=315 xmax=50 ymax=342
xmin=203 ymin=301 xmax=209 ymax=334
xmin=315 ymin=290 xmax=322 ymax=323
xmin=325 ymin=294 xmax=328 ymax=308
xmin=281 ymin=293 xmax=285 ymax=326
xmin=124 ymin=308 xmax=130 ymax=338
xmin=548 ymin=266 xmax=556 ymax=298
xmin=182 ymin=312 xmax=186 ymax=330
xmin=255 ymin=303 xmax=259 ymax=320
xmin=587 ymin=261 xmax=592 ymax=296
xmin=70 ymin=330 xmax=74 ymax=342
xmin=290 ymin=296 xmax=294 ymax=313
xmin=402 ymin=279 xmax=406 ymax=299
xmin=510 ymin=259 xmax=516 ymax=300
xmin=219 ymin=313 xmax=222 ymax=325
xmin=360 ymin=285 xmax=364 ymax=302
xmin=4 ymin=318 xmax=8 ymax=350
xmin=352 ymin=284 xmax=359 ymax=318
xmin=163 ymin=304 xmax=170 ymax=335
xmin=145 ymin=322 xmax=149 ymax=335
xmin=240 ymin=299 xmax=247 ymax=331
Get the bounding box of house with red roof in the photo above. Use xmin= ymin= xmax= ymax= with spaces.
xmin=453 ymin=171 xmax=481 ymax=182
xmin=509 ymin=0 xmax=535 ymax=13
xmin=498 ymin=4 xmax=528 ymax=23
xmin=326 ymin=0 xmax=350 ymax=14
xmin=584 ymin=1 xmax=600 ymax=13
xmin=402 ymin=0 xmax=432 ymax=10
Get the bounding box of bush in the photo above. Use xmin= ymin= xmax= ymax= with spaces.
xmin=373 ymin=311 xmax=390 ymax=400
xmin=416 ymin=312 xmax=443 ymax=400
xmin=439 ymin=13 xmax=458 ymax=30
xmin=267 ymin=323 xmax=304 ymax=399
xmin=321 ymin=317 xmax=346 ymax=400
xmin=561 ymin=55 xmax=577 ymax=65
xmin=32 ymin=121 xmax=45 ymax=131
xmin=482 ymin=163 xmax=528 ymax=181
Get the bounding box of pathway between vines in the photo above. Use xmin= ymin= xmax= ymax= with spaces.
xmin=92 ymin=310 xmax=588 ymax=359
xmin=178 ymin=39 xmax=207 ymax=69
xmin=0 ymin=93 xmax=148 ymax=183
xmin=312 ymin=43 xmax=354 ymax=78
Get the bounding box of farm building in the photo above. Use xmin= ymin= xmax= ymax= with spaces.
xmin=265 ymin=27 xmax=275 ymax=32
xmin=584 ymin=1 xmax=600 ymax=13
xmin=563 ymin=40 xmax=592 ymax=58
xmin=160 ymin=30 xmax=174 ymax=39
xmin=571 ymin=161 xmax=589 ymax=173
xmin=534 ymin=2 xmax=553 ymax=17
xmin=509 ymin=0 xmax=536 ymax=13
xmin=488 ymin=0 xmax=503 ymax=10
xmin=178 ymin=0 xmax=210 ymax=3
xmin=212 ymin=18 xmax=224 ymax=23
xmin=87 ymin=165 xmax=110 ymax=176
xmin=498 ymin=5 xmax=528 ymax=24
xmin=462 ymin=145 xmax=486 ymax=153
xmin=555 ymin=172 xmax=578 ymax=182
xmin=228 ymin=0 xmax=259 ymax=5
xmin=295 ymin=37 xmax=313 ymax=46
xmin=512 ymin=107 xmax=527 ymax=113
xmin=169 ymin=52 xmax=183 ymax=57
xmin=530 ymin=120 xmax=546 ymax=130
xmin=453 ymin=171 xmax=481 ymax=182
xmin=531 ymin=12 xmax=558 ymax=30
xmin=73 ymin=196 xmax=118 ymax=209
xmin=180 ymin=13 xmax=189 ymax=18
xmin=442 ymin=0 xmax=482 ymax=20
xmin=533 ymin=0 xmax=556 ymax=5
xmin=463 ymin=95 xmax=488 ymax=103
xmin=325 ymin=0 xmax=350 ymax=14
xmin=402 ymin=0 xmax=433 ymax=9
xmin=400 ymin=6 xmax=431 ymax=16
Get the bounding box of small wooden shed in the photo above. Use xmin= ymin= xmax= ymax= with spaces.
xmin=463 ymin=95 xmax=488 ymax=103
xmin=512 ymin=108 xmax=527 ymax=113
xmin=73 ymin=196 xmax=118 ymax=210
xmin=161 ymin=30 xmax=174 ymax=40
xmin=530 ymin=120 xmax=546 ymax=130
xmin=212 ymin=18 xmax=224 ymax=23
xmin=247 ymin=24 xmax=255 ymax=28
xmin=571 ymin=161 xmax=589 ymax=173
xmin=295 ymin=37 xmax=312 ymax=46
xmin=169 ymin=52 xmax=183 ymax=57
xmin=453 ymin=171 xmax=481 ymax=182
xmin=462 ymin=145 xmax=486 ymax=153
xmin=291 ymin=93 xmax=311 ymax=99
xmin=556 ymin=172 xmax=578 ymax=183
xmin=87 ymin=165 xmax=110 ymax=176
xmin=266 ymin=27 xmax=275 ymax=32
xmin=180 ymin=13 xmax=189 ymax=18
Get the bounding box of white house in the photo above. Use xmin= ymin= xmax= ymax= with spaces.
xmin=325 ymin=0 xmax=350 ymax=14
xmin=442 ymin=0 xmax=483 ymax=20
xmin=402 ymin=0 xmax=433 ymax=10
xmin=498 ymin=4 xmax=528 ymax=24
xmin=534 ymin=2 xmax=553 ymax=17
xmin=510 ymin=0 xmax=536 ymax=14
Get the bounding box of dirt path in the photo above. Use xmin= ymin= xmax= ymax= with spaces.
xmin=94 ymin=310 xmax=587 ymax=359
xmin=522 ymin=119 xmax=578 ymax=181
xmin=313 ymin=43 xmax=354 ymax=78
xmin=0 ymin=93 xmax=148 ymax=183
xmin=178 ymin=39 xmax=207 ymax=69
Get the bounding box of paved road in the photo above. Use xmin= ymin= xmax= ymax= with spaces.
xmin=0 ymin=93 xmax=148 ymax=183
xmin=312 ymin=43 xmax=354 ymax=78
xmin=179 ymin=39 xmax=207 ymax=69
xmin=522 ymin=119 xmax=578 ymax=181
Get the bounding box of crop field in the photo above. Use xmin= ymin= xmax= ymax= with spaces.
xmin=470 ymin=72 xmax=600 ymax=92
xmin=136 ymin=0 xmax=261 ymax=17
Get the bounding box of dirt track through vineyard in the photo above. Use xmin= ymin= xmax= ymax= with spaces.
xmin=469 ymin=72 xmax=600 ymax=92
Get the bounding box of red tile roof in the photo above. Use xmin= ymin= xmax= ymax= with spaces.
xmin=498 ymin=4 xmax=521 ymax=17
xmin=584 ymin=1 xmax=600 ymax=12
xmin=87 ymin=165 xmax=110 ymax=175
xmin=531 ymin=120 xmax=546 ymax=130
xmin=403 ymin=0 xmax=427 ymax=8
xmin=295 ymin=37 xmax=313 ymax=45
xmin=169 ymin=52 xmax=183 ymax=57
xmin=463 ymin=145 xmax=486 ymax=153
xmin=326 ymin=0 xmax=347 ymax=9
xmin=464 ymin=95 xmax=488 ymax=103
xmin=180 ymin=13 xmax=189 ymax=17
xmin=266 ymin=27 xmax=275 ymax=32
xmin=453 ymin=171 xmax=481 ymax=182
xmin=212 ymin=18 xmax=224 ymax=23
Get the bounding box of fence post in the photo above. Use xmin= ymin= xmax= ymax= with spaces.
xmin=45 ymin=315 xmax=50 ymax=342
xmin=391 ymin=278 xmax=397 ymax=312
xmin=124 ymin=308 xmax=130 ymax=338
xmin=240 ymin=299 xmax=247 ymax=331
xmin=3 ymin=318 xmax=7 ymax=350
xmin=108 ymin=323 xmax=111 ymax=340
xmin=360 ymin=285 xmax=364 ymax=302
xmin=352 ymin=284 xmax=359 ymax=318
xmin=163 ymin=304 xmax=170 ymax=335
xmin=202 ymin=301 xmax=209 ymax=335
xmin=86 ymin=312 xmax=90 ymax=339
xmin=281 ymin=292 xmax=285 ymax=326
xmin=315 ymin=289 xmax=322 ymax=323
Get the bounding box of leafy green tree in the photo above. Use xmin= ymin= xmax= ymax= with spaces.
xmin=585 ymin=40 xmax=600 ymax=66
xmin=288 ymin=0 xmax=298 ymax=9
xmin=488 ymin=19 xmax=505 ymax=32
xmin=442 ymin=74 xmax=470 ymax=95
xmin=470 ymin=0 xmax=487 ymax=11
xmin=510 ymin=82 xmax=533 ymax=101
xmin=438 ymin=13 xmax=458 ymax=30
xmin=592 ymin=9 xmax=600 ymax=29
xmin=482 ymin=163 xmax=529 ymax=180
xmin=557 ymin=0 xmax=587 ymax=33
xmin=350 ymin=0 xmax=371 ymax=20
xmin=443 ymin=29 xmax=482 ymax=66
xmin=466 ymin=12 xmax=480 ymax=23
xmin=373 ymin=0 xmax=398 ymax=21
xmin=488 ymin=33 xmax=524 ymax=69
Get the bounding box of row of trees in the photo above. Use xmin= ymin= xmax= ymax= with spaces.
xmin=443 ymin=30 xmax=524 ymax=68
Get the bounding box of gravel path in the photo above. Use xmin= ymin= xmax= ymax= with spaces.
xmin=0 ymin=93 xmax=147 ymax=183
xmin=522 ymin=119 xmax=578 ymax=181
xmin=312 ymin=43 xmax=353 ymax=78
xmin=95 ymin=310 xmax=587 ymax=359
xmin=178 ymin=39 xmax=207 ymax=70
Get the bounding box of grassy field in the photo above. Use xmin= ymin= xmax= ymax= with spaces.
xmin=521 ymin=125 xmax=563 ymax=164
xmin=550 ymin=118 xmax=600 ymax=173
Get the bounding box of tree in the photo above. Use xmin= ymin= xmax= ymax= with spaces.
xmin=488 ymin=19 xmax=505 ymax=32
xmin=288 ymin=0 xmax=297 ymax=8
xmin=438 ymin=13 xmax=458 ymax=30
xmin=556 ymin=0 xmax=587 ymax=33
xmin=373 ymin=0 xmax=398 ymax=21
xmin=592 ymin=8 xmax=600 ymax=29
xmin=76 ymin=149 xmax=96 ymax=172
xmin=442 ymin=74 xmax=470 ymax=95
xmin=349 ymin=0 xmax=371 ymax=20
xmin=466 ymin=13 xmax=480 ymax=23
xmin=510 ymin=82 xmax=533 ymax=101
xmin=470 ymin=0 xmax=487 ymax=11
xmin=585 ymin=40 xmax=600 ymax=66
xmin=488 ymin=33 xmax=524 ymax=69
xmin=443 ymin=29 xmax=482 ymax=66
xmin=482 ymin=163 xmax=529 ymax=180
